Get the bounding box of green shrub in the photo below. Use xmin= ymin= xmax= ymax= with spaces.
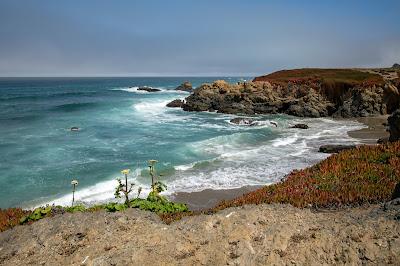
xmin=20 ymin=206 xmax=52 ymax=224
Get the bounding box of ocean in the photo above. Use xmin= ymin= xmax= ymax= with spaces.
xmin=0 ymin=77 xmax=365 ymax=209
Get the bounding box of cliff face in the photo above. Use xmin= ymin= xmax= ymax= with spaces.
xmin=181 ymin=69 xmax=400 ymax=118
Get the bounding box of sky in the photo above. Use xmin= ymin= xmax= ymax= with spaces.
xmin=0 ymin=0 xmax=399 ymax=77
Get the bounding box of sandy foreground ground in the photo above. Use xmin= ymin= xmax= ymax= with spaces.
xmin=0 ymin=202 xmax=399 ymax=266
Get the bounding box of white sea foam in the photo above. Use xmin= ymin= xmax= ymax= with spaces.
xmin=39 ymin=116 xmax=367 ymax=207
xmin=272 ymin=134 xmax=298 ymax=147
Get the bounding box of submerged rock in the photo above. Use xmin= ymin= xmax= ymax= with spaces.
xmin=166 ymin=99 xmax=184 ymax=108
xmin=137 ymin=86 xmax=161 ymax=92
xmin=175 ymin=82 xmax=193 ymax=92
xmin=290 ymin=124 xmax=309 ymax=129
xmin=319 ymin=145 xmax=356 ymax=153
xmin=230 ymin=117 xmax=256 ymax=126
xmin=388 ymin=109 xmax=400 ymax=142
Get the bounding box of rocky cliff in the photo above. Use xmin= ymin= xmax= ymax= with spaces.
xmin=179 ymin=68 xmax=400 ymax=118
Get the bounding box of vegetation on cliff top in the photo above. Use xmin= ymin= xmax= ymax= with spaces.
xmin=253 ymin=68 xmax=385 ymax=87
xmin=161 ymin=141 xmax=400 ymax=223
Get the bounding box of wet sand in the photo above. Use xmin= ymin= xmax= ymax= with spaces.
xmin=169 ymin=185 xmax=261 ymax=211
xmin=170 ymin=115 xmax=390 ymax=211
xmin=347 ymin=115 xmax=389 ymax=143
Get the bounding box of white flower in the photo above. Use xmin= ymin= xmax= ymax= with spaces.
xmin=121 ymin=169 xmax=130 ymax=175
xmin=148 ymin=160 xmax=158 ymax=166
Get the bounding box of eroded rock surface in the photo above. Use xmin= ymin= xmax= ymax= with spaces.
xmin=1 ymin=204 xmax=399 ymax=265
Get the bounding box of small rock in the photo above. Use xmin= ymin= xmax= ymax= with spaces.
xmin=377 ymin=137 xmax=389 ymax=144
xmin=230 ymin=118 xmax=256 ymax=126
xmin=290 ymin=124 xmax=309 ymax=129
xmin=166 ymin=99 xmax=184 ymax=108
xmin=137 ymin=86 xmax=161 ymax=92
xmin=318 ymin=145 xmax=356 ymax=153
xmin=71 ymin=127 xmax=80 ymax=131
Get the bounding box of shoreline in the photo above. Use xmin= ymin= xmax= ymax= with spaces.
xmin=347 ymin=115 xmax=389 ymax=144
xmin=170 ymin=115 xmax=389 ymax=210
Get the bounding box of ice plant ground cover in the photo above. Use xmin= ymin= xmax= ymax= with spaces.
xmin=160 ymin=141 xmax=400 ymax=223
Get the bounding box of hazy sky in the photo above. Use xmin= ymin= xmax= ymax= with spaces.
xmin=0 ymin=0 xmax=399 ymax=76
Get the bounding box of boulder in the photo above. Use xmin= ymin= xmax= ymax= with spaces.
xmin=388 ymin=109 xmax=400 ymax=142
xmin=318 ymin=145 xmax=356 ymax=153
xmin=175 ymin=82 xmax=193 ymax=92
xmin=290 ymin=124 xmax=309 ymax=129
xmin=230 ymin=118 xmax=256 ymax=126
xmin=137 ymin=86 xmax=161 ymax=92
xmin=166 ymin=99 xmax=184 ymax=108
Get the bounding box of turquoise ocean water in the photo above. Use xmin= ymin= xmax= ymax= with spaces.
xmin=0 ymin=77 xmax=365 ymax=208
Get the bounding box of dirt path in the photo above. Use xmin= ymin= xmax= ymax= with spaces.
xmin=0 ymin=202 xmax=399 ymax=265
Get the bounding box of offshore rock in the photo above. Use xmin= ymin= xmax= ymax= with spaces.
xmin=175 ymin=82 xmax=193 ymax=92
xmin=137 ymin=86 xmax=161 ymax=92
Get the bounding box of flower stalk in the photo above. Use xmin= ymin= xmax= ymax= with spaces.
xmin=71 ymin=180 xmax=78 ymax=206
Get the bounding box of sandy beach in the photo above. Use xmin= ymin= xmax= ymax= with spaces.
xmin=347 ymin=115 xmax=389 ymax=143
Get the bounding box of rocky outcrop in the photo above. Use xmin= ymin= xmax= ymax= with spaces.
xmin=319 ymin=145 xmax=356 ymax=153
xmin=166 ymin=99 xmax=184 ymax=108
xmin=137 ymin=86 xmax=161 ymax=92
xmin=175 ymin=82 xmax=193 ymax=92
xmin=388 ymin=109 xmax=400 ymax=142
xmin=290 ymin=124 xmax=309 ymax=129
xmin=181 ymin=69 xmax=400 ymax=118
xmin=183 ymin=80 xmax=335 ymax=117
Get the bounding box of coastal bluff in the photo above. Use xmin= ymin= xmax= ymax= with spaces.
xmin=177 ymin=68 xmax=400 ymax=118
